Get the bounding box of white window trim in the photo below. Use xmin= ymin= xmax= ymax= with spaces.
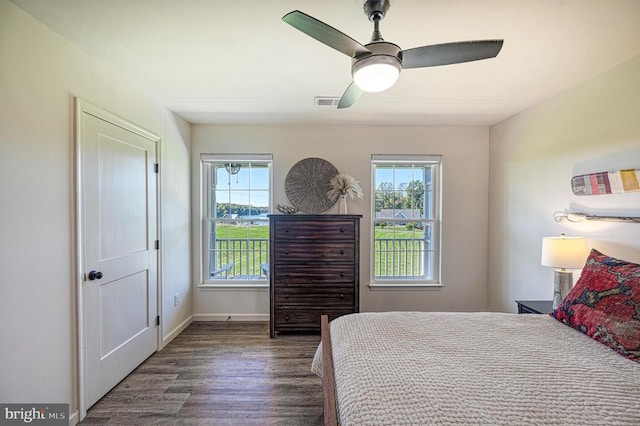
xmin=198 ymin=154 xmax=272 ymax=288
xmin=369 ymin=154 xmax=442 ymax=288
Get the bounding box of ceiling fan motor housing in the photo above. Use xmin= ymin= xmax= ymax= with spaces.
xmin=352 ymin=41 xmax=402 ymax=70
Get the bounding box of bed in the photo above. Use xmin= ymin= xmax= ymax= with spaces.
xmin=312 ymin=249 xmax=640 ymax=425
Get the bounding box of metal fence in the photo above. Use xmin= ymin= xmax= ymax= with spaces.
xmin=373 ymin=238 xmax=431 ymax=279
xmin=210 ymin=238 xmax=269 ymax=279
xmin=209 ymin=237 xmax=431 ymax=280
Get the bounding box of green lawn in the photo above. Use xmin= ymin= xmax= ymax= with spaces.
xmin=212 ymin=224 xmax=428 ymax=278
xmin=215 ymin=224 xmax=422 ymax=239
xmin=373 ymin=227 xmax=426 ymax=239
xmin=215 ymin=224 xmax=269 ymax=239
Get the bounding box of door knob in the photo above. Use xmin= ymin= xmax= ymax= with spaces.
xmin=88 ymin=270 xmax=103 ymax=280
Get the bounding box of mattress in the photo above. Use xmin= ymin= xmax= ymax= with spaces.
xmin=312 ymin=312 xmax=640 ymax=425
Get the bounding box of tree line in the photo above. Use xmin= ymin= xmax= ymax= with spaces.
xmin=375 ymin=180 xmax=426 ymax=212
xmin=215 ymin=179 xmax=427 ymax=216
xmin=216 ymin=204 xmax=269 ymax=218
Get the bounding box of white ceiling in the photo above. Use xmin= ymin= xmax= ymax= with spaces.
xmin=11 ymin=0 xmax=640 ymax=126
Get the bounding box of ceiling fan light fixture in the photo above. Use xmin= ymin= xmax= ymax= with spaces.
xmin=352 ymin=56 xmax=401 ymax=93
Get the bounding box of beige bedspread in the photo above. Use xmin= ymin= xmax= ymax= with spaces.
xmin=311 ymin=312 xmax=640 ymax=425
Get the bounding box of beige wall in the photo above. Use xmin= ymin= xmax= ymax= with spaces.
xmin=0 ymin=0 xmax=191 ymax=420
xmin=488 ymin=54 xmax=640 ymax=312
xmin=192 ymin=124 xmax=490 ymax=316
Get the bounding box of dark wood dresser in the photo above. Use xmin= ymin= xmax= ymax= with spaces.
xmin=269 ymin=214 xmax=361 ymax=337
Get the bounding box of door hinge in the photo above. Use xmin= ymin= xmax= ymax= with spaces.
xmin=155 ymin=315 xmax=160 ymax=326
xmin=154 ymin=163 xmax=159 ymax=173
xmin=155 ymin=240 xmax=160 ymax=250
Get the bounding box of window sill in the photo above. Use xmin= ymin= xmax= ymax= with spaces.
xmin=368 ymin=282 xmax=443 ymax=290
xmin=198 ymin=282 xmax=269 ymax=290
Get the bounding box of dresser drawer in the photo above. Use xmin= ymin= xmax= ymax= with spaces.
xmin=274 ymin=308 xmax=354 ymax=329
xmin=273 ymin=242 xmax=355 ymax=262
xmin=274 ymin=286 xmax=354 ymax=307
xmin=273 ymin=264 xmax=354 ymax=284
xmin=273 ymin=220 xmax=355 ymax=240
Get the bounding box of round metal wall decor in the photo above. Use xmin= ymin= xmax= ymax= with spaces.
xmin=285 ymin=157 xmax=340 ymax=213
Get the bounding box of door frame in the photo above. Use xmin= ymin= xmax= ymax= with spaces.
xmin=74 ymin=98 xmax=162 ymax=420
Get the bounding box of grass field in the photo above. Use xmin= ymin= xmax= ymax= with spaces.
xmin=215 ymin=224 xmax=269 ymax=239
xmin=214 ymin=224 xmax=423 ymax=239
xmin=211 ymin=224 xmax=429 ymax=278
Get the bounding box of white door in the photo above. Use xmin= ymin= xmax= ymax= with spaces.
xmin=80 ymin=107 xmax=158 ymax=409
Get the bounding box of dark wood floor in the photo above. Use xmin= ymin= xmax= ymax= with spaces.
xmin=80 ymin=322 xmax=324 ymax=425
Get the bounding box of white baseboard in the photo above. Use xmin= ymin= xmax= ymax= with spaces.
xmin=193 ymin=313 xmax=269 ymax=322
xmin=161 ymin=315 xmax=194 ymax=348
xmin=69 ymin=410 xmax=79 ymax=425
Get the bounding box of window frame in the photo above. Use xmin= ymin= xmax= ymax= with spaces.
xmin=369 ymin=154 xmax=442 ymax=288
xmin=199 ymin=154 xmax=273 ymax=288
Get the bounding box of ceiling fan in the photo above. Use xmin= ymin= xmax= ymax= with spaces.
xmin=283 ymin=0 xmax=503 ymax=109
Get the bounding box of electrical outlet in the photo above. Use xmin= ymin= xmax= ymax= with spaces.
xmin=173 ymin=293 xmax=180 ymax=307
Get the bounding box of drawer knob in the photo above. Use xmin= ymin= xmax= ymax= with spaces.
xmin=340 ymin=228 xmax=345 ymax=233
xmin=340 ymin=294 xmax=344 ymax=299
xmin=340 ymin=272 xmax=345 ymax=277
xmin=339 ymin=249 xmax=345 ymax=255
xmin=285 ymin=228 xmax=290 ymax=233
xmin=285 ymin=250 xmax=290 ymax=255
xmin=284 ymin=294 xmax=289 ymax=299
xmin=285 ymin=315 xmax=290 ymax=321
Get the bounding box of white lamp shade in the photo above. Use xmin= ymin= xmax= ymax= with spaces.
xmin=541 ymin=235 xmax=590 ymax=269
xmin=353 ymin=59 xmax=401 ymax=93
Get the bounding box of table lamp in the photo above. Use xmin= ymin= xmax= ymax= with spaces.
xmin=541 ymin=233 xmax=589 ymax=309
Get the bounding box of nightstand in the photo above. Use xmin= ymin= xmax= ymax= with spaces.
xmin=515 ymin=300 xmax=553 ymax=314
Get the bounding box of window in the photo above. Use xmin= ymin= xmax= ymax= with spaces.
xmin=201 ymin=154 xmax=272 ymax=285
xmin=371 ymin=154 xmax=441 ymax=285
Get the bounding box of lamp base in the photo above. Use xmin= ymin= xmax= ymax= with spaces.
xmin=553 ymin=270 xmax=574 ymax=310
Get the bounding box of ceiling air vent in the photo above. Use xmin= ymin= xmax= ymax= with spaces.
xmin=314 ymin=96 xmax=341 ymax=107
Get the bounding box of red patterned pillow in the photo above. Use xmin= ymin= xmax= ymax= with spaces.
xmin=550 ymin=249 xmax=640 ymax=362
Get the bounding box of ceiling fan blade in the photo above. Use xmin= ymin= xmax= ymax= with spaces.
xmin=401 ymin=40 xmax=503 ymax=69
xmin=283 ymin=10 xmax=371 ymax=58
xmin=337 ymin=82 xmax=365 ymax=109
